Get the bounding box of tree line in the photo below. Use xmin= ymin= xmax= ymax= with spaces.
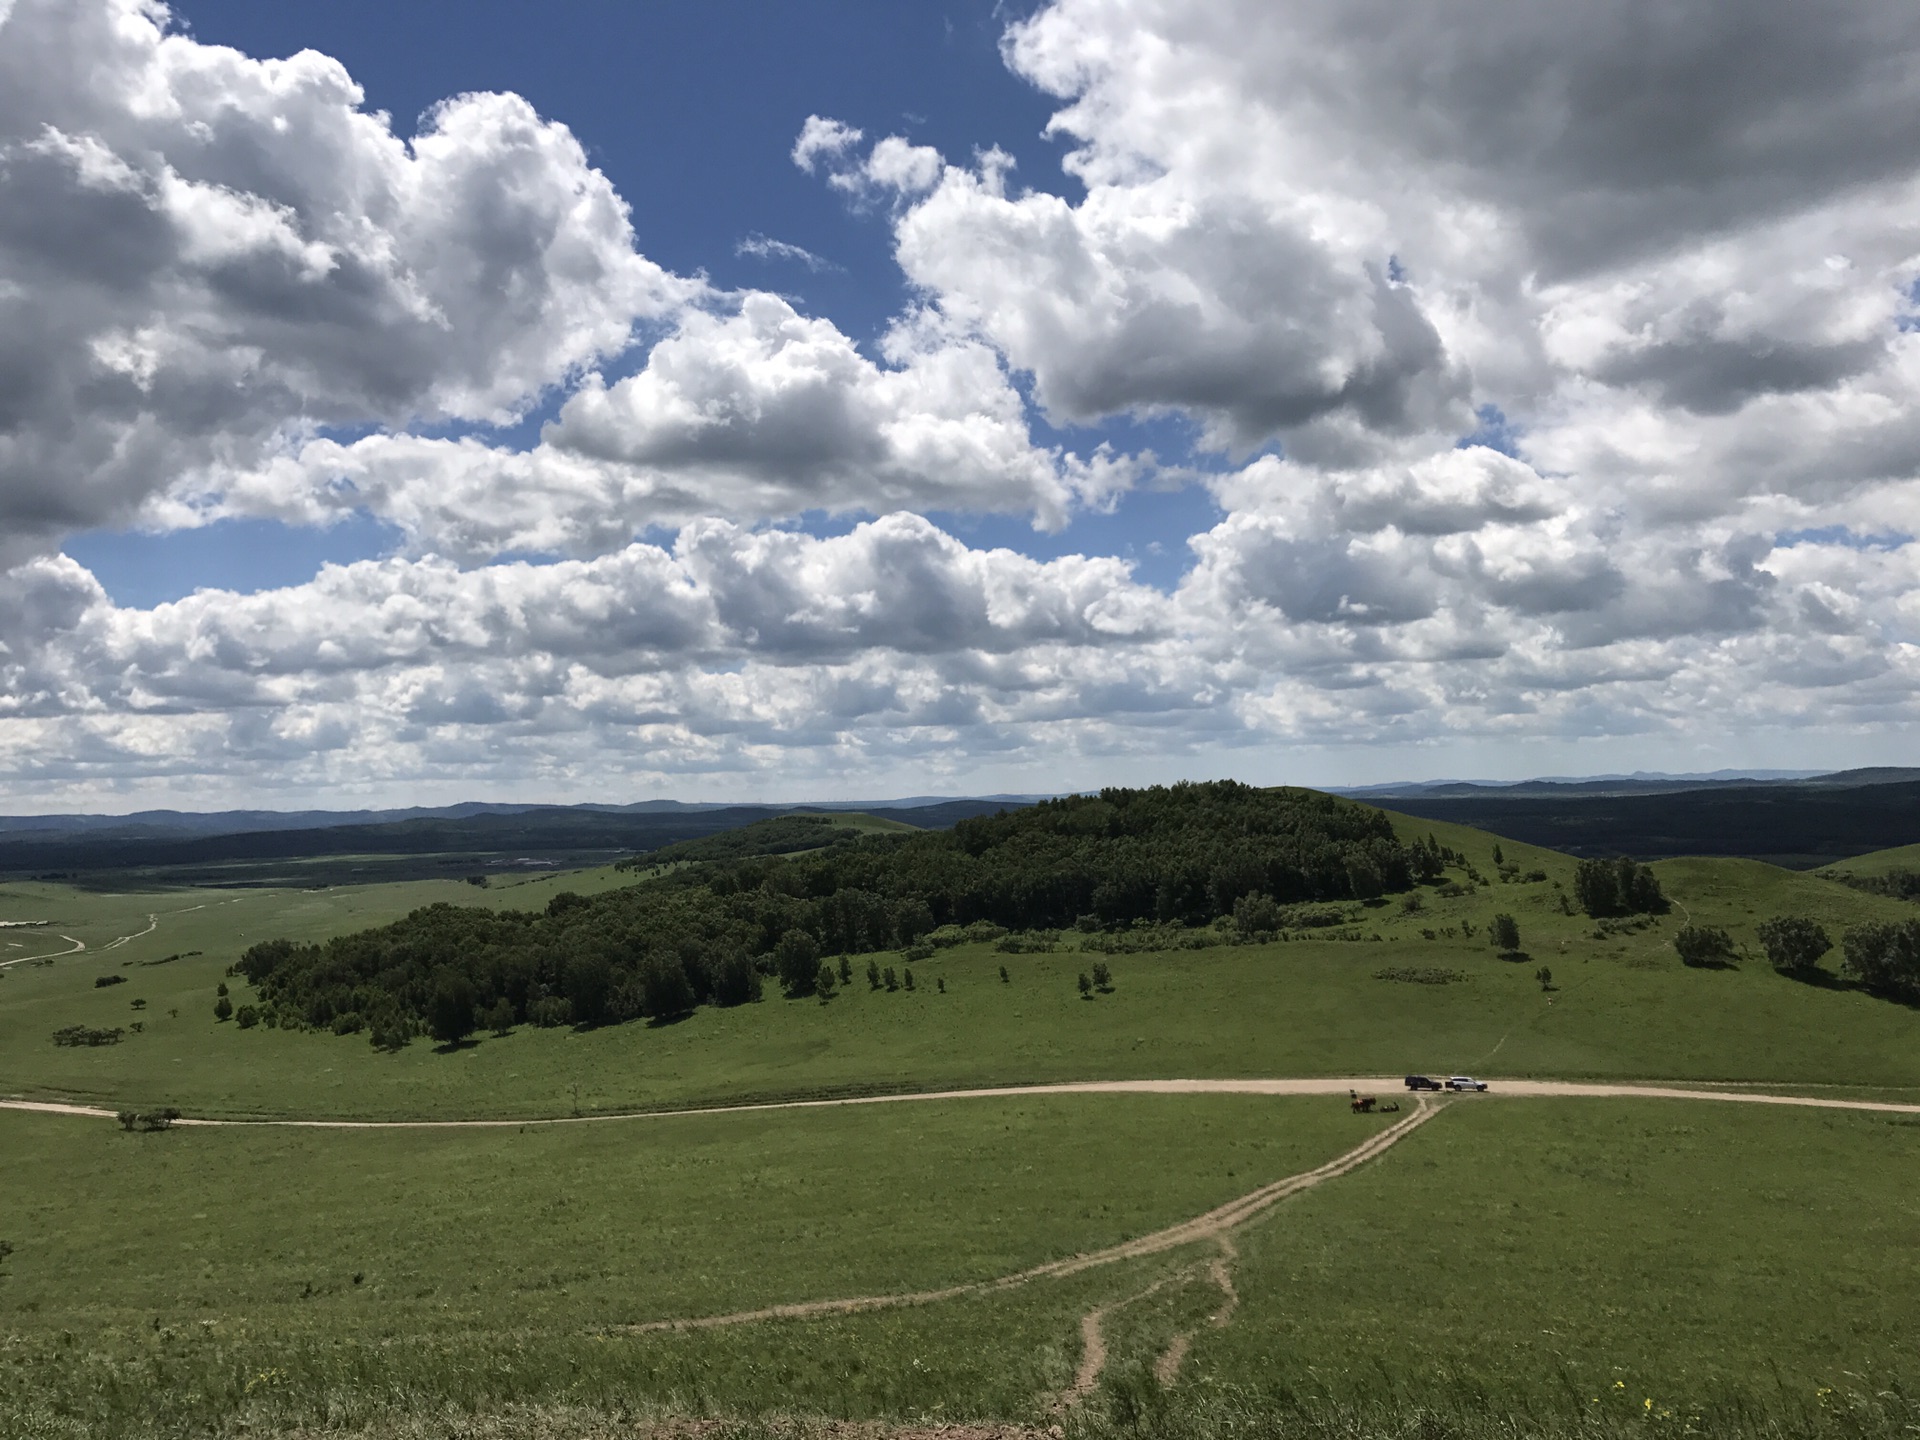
xmin=234 ymin=782 xmax=1433 ymax=1048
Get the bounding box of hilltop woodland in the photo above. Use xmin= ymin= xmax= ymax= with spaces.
xmin=237 ymin=783 xmax=1460 ymax=1047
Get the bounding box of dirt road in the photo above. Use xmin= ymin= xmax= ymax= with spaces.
xmin=4 ymin=1075 xmax=1916 ymax=1127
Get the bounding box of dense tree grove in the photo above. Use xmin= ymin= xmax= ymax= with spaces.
xmin=235 ymin=783 xmax=1426 ymax=1046
xmin=1573 ymin=857 xmax=1668 ymax=917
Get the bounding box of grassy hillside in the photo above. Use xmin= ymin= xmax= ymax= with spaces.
xmin=5 ymin=829 xmax=1919 ymax=1119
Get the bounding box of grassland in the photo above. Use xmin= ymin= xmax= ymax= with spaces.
xmin=4 ymin=1095 xmax=1916 ymax=1438
xmin=7 ymin=809 xmax=1920 ymax=1437
xmin=0 ymin=1094 xmax=1377 ymax=1434
xmin=5 ymin=827 xmax=1919 ymax=1119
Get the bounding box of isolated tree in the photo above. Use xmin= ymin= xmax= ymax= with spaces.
xmin=1091 ymin=961 xmax=1113 ymax=992
xmin=837 ymin=955 xmax=853 ymax=985
xmin=998 ymin=965 xmax=1010 ymax=984
xmin=815 ymin=962 xmax=838 ymax=1001
xmin=867 ymin=959 xmax=882 ymax=991
xmin=1535 ymin=966 xmax=1553 ymax=991
xmin=1840 ymin=920 xmax=1920 ymax=1001
xmin=1078 ymin=972 xmax=1093 ymax=999
xmin=902 ymin=968 xmax=915 ymax=991
xmin=117 ymin=1110 xmax=137 ymax=1131
xmin=426 ymin=971 xmax=478 ymax=1046
xmin=936 ymin=977 xmax=946 ymax=993
xmin=1674 ymin=925 xmax=1737 ymax=968
xmin=1573 ymin=859 xmax=1619 ymax=916
xmin=215 ymin=982 xmax=228 ymax=998
xmin=1489 ymin=914 xmax=1522 ymax=953
xmin=213 ymin=994 xmax=233 ymax=1022
xmin=486 ymin=998 xmax=516 ymax=1036
xmin=774 ymin=929 xmax=821 ymax=996
xmin=1492 ymin=845 xmax=1504 ymax=866
xmin=1756 ymin=916 xmax=1832 ymax=974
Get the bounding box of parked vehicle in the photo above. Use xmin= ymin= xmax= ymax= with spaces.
xmin=1446 ymin=1075 xmax=1489 ymax=1092
xmin=1404 ymin=1074 xmax=1442 ymax=1090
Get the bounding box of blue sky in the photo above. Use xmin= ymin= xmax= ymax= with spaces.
xmin=3 ymin=0 xmax=1919 ymax=808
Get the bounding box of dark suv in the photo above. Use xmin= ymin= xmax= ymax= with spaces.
xmin=1403 ymin=1074 xmax=1442 ymax=1091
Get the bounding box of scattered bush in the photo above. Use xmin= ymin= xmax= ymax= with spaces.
xmin=836 ymin=955 xmax=852 ymax=985
xmin=1372 ymin=967 xmax=1470 ymax=985
xmin=527 ymin=995 xmax=573 ymax=1028
xmin=1091 ymin=961 xmax=1113 ymax=992
xmin=902 ymin=942 xmax=935 ymax=963
xmin=235 ymin=1005 xmax=260 ymax=1029
xmin=213 ymin=995 xmax=233 ymax=1022
xmin=1574 ymin=857 xmax=1668 ymax=917
xmin=1840 ymin=919 xmax=1920 ymax=1001
xmin=1077 ymin=972 xmax=1093 ymax=998
xmin=1674 ymin=925 xmax=1738 ymax=968
xmin=368 ymin=1019 xmax=411 ymax=1052
xmin=882 ymin=966 xmax=898 ymax=992
xmin=1489 ymin=914 xmax=1522 ymax=953
xmin=485 ymin=998 xmax=516 ymax=1036
xmin=115 ymin=1108 xmax=181 ymax=1131
xmin=1536 ymin=966 xmax=1554 ymax=991
xmin=998 ymin=965 xmax=1009 ymax=983
xmin=814 ymin=961 xmax=838 ymax=1001
xmin=93 ymin=974 xmax=126 ymax=988
xmin=866 ymin=959 xmax=882 ymax=991
xmin=1756 ymin=915 xmax=1832 ymax=973
xmin=902 ymin=967 xmax=915 ymax=991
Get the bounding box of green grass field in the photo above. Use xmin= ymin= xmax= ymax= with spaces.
xmin=7 ymin=812 xmax=1920 ymax=1436
xmin=5 ymin=837 xmax=1919 ymax=1119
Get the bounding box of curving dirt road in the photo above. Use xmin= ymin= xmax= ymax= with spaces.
xmin=3 ymin=1075 xmax=1918 ymax=1127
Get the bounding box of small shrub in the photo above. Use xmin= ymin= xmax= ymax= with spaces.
xmin=213 ymin=995 xmax=233 ymax=1022
xmin=1536 ymin=966 xmax=1554 ymax=991
xmin=815 ymin=962 xmax=838 ymax=1001
xmin=936 ymin=977 xmax=945 ymax=993
xmin=235 ymin=1005 xmax=259 ymax=1029
xmin=1091 ymin=961 xmax=1113 ymax=992
xmin=902 ymin=968 xmax=915 ymax=991
xmin=1372 ymin=967 xmax=1470 ymax=985
xmin=1078 ymin=972 xmax=1093 ymax=998
xmin=902 ymin=942 xmax=935 ymax=963
xmin=837 ymin=955 xmax=852 ymax=985
xmin=998 ymin=965 xmax=1009 ymax=983
xmin=883 ymin=966 xmax=898 ymax=992
xmin=215 ymin=982 xmax=228 ymax=997
xmin=866 ymin=959 xmax=882 ymax=990
xmin=1674 ymin=924 xmax=1738 ymax=968
xmin=129 ymin=997 xmax=146 ymax=1010
xmin=1756 ymin=915 xmax=1832 ymax=973
xmin=93 ymin=974 xmax=127 ymax=988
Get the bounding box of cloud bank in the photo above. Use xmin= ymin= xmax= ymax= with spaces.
xmin=2 ymin=0 xmax=1919 ymax=804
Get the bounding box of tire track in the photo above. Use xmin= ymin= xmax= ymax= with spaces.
xmin=625 ymin=1099 xmax=1440 ymax=1338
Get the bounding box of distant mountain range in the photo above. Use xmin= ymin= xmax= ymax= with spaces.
xmin=0 ymin=797 xmax=1049 ymax=881
xmin=1331 ymin=767 xmax=1920 ymax=800
xmin=1 ymin=767 xmax=1914 ymax=878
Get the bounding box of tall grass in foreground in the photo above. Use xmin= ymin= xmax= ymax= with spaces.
xmin=6 ymin=1336 xmax=1919 ymax=1440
